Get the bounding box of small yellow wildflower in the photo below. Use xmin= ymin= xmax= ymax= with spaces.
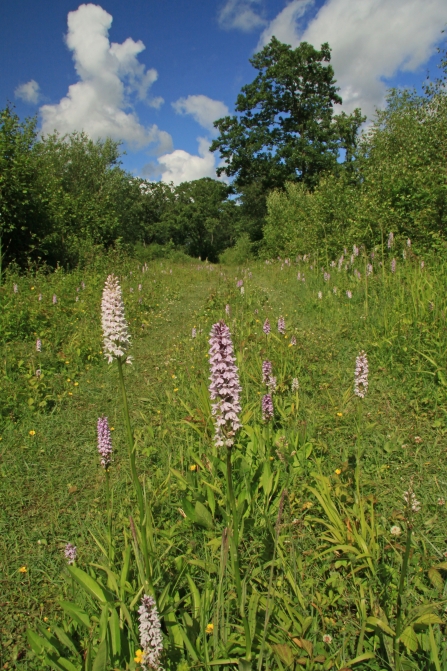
xmin=43 ymin=617 xmax=49 ymax=622
xmin=19 ymin=566 xmax=27 ymax=573
xmin=171 ymin=374 xmax=176 ymax=379
xmin=74 ymin=382 xmax=79 ymax=386
xmin=336 ymin=412 xmax=343 ymax=417
xmin=68 ymin=392 xmax=73 ymax=396
xmin=174 ymin=388 xmax=179 ymax=392
xmin=65 ymin=361 xmax=69 ymax=364
xmin=134 ymin=649 xmax=144 ymax=664
xmin=335 ymin=468 xmax=342 ymax=475
xmin=67 ymin=378 xmax=71 ymax=382
xmin=205 ymin=623 xmax=214 ymax=634
xmin=29 ymin=430 xmax=36 ymax=436
xmin=31 ymin=286 xmax=35 ymax=290
xmin=302 ymin=502 xmax=312 ymax=510
xmin=110 ymin=427 xmax=115 ymax=431
xmin=189 ymin=464 xmax=198 ymax=472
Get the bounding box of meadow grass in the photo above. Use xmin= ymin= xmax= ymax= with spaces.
xmin=1 ymin=251 xmax=446 ymax=670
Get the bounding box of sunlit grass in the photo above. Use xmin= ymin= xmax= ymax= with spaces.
xmin=1 ymin=251 xmax=446 ymax=670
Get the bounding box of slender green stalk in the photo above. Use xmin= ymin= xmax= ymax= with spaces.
xmin=105 ymin=470 xmax=113 ymax=562
xmin=226 ymin=449 xmax=252 ymax=661
xmin=364 ymin=254 xmax=368 ymax=317
xmin=117 ymin=357 xmax=153 ymax=592
xmin=394 ymin=525 xmax=412 ymax=671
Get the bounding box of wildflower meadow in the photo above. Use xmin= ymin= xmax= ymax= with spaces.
xmin=1 ymin=244 xmax=447 ymax=671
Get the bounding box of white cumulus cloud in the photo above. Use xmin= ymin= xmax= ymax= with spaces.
xmin=15 ymin=80 xmax=41 ymax=104
xmin=39 ymin=3 xmax=171 ymax=152
xmin=172 ymin=95 xmax=229 ymax=133
xmin=157 ymin=137 xmax=225 ymax=186
xmin=257 ymin=0 xmax=447 ymax=122
xmin=218 ymin=0 xmax=267 ymax=31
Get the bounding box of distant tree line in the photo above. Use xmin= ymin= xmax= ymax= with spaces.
xmin=1 ymin=35 xmax=446 ymax=270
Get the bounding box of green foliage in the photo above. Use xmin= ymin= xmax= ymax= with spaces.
xmin=219 ymin=234 xmax=253 ymax=265
xmin=263 ymin=70 xmax=447 ymax=258
xmin=153 ymin=178 xmax=239 ymax=261
xmin=33 ymin=131 xmax=142 ymax=266
xmin=210 ymin=37 xmax=365 ymax=193
xmin=0 ymin=106 xmax=45 ymax=269
xmin=3 ymin=255 xmax=447 ymax=670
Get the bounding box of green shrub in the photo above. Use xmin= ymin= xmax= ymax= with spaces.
xmin=219 ymin=233 xmax=253 ymax=265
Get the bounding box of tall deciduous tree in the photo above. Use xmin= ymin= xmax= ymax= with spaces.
xmin=210 ymin=37 xmax=365 ymax=194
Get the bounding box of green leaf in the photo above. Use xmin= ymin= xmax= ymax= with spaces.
xmin=248 ymin=590 xmax=260 ymax=640
xmin=366 ymin=616 xmax=395 ymax=637
xmin=261 ymin=460 xmax=273 ymax=497
xmin=44 ymin=653 xmax=80 ymax=671
xmin=27 ymin=629 xmax=48 ymax=655
xmin=399 ymin=626 xmax=418 ymax=652
xmin=67 ymin=566 xmax=112 ymax=604
xmin=180 ymin=497 xmax=197 ymax=523
xmin=51 ymin=626 xmax=80 ymax=658
xmin=414 ymin=613 xmax=443 ymax=625
xmin=59 ymin=601 xmax=91 ymax=629
xmin=108 ymin=607 xmax=121 ymax=660
xmin=194 ymin=500 xmax=214 ymax=529
xmin=272 ymin=643 xmax=295 ymax=666
xmin=428 ymin=568 xmax=444 ymax=591
xmin=428 ymin=625 xmax=442 ymax=671
xmin=92 ymin=638 xmax=108 ymax=671
xmin=345 ymin=651 xmax=375 ymax=666
xmin=177 ymin=624 xmax=199 ymax=662
xmin=208 ymin=659 xmax=238 ymax=666
xmin=186 ymin=573 xmax=201 ymax=619
xmin=238 ymin=658 xmax=253 ymax=671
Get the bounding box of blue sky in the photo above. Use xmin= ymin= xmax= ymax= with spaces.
xmin=2 ymin=0 xmax=446 ymax=184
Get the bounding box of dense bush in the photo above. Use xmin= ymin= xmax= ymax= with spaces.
xmin=263 ymin=82 xmax=447 ymax=258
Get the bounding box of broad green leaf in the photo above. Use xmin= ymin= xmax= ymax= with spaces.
xmin=59 ymin=601 xmax=90 ymax=629
xmin=92 ymin=638 xmax=108 ymax=671
xmin=51 ymin=626 xmax=80 ymax=658
xmin=248 ymin=590 xmax=260 ymax=640
xmin=120 ymin=545 xmax=132 ymax=596
xmin=428 ymin=625 xmax=442 ymax=671
xmin=208 ymin=659 xmax=238 ymax=666
xmin=99 ymin=603 xmax=109 ymax=642
xmin=180 ymin=497 xmax=197 ymax=523
xmin=272 ymin=644 xmax=294 ymax=666
xmin=67 ymin=566 xmax=112 ymax=604
xmin=108 ymin=607 xmax=121 ymax=660
xmin=428 ymin=568 xmax=444 ymax=591
xmin=186 ymin=573 xmax=201 ymax=618
xmin=44 ymin=653 xmax=80 ymax=671
xmin=164 ymin=610 xmax=184 ymax=650
xmin=261 ymin=460 xmax=273 ymax=497
xmin=345 ymin=651 xmax=375 ymax=666
xmin=414 ymin=613 xmax=443 ymax=625
xmin=27 ymin=630 xmax=49 ymax=655
xmin=366 ymin=616 xmax=395 ymax=637
xmin=177 ymin=624 xmax=199 ymax=661
xmin=194 ymin=500 xmax=214 ymax=529
xmin=399 ymin=626 xmax=418 ymax=652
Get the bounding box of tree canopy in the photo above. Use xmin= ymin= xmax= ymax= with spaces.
xmin=210 ymin=37 xmax=366 ymax=193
